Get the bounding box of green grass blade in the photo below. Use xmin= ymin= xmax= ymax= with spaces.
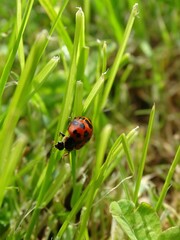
xmin=94 ymin=124 xmax=112 ymax=177
xmin=43 ymin=164 xmax=71 ymax=206
xmin=104 ymin=127 xmax=139 ymax=181
xmin=122 ymin=133 xmax=135 ymax=174
xmin=28 ymin=56 xmax=60 ymax=99
xmin=55 ymin=8 xmax=86 ymax=137
xmin=39 ymin=0 xmax=72 ymax=55
xmin=73 ymin=81 xmax=83 ymax=116
xmin=104 ymin=0 xmax=124 ymax=42
xmin=101 ymin=3 xmax=139 ymax=109
xmin=0 ymin=137 xmax=26 ymax=207
xmin=133 ymin=105 xmax=156 ymax=204
xmin=155 ymin=146 xmax=180 ymax=212
xmin=0 ymin=0 xmax=34 ymax=103
xmin=16 ymin=0 xmax=25 ymax=70
xmin=83 ymin=73 xmax=106 ymax=114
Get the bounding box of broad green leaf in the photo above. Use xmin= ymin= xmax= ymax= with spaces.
xmin=110 ymin=200 xmax=161 ymax=240
xmin=110 ymin=200 xmax=137 ymax=240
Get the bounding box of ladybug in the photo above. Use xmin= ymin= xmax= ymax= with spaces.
xmin=55 ymin=117 xmax=93 ymax=152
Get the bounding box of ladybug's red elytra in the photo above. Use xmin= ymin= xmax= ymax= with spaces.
xmin=55 ymin=117 xmax=93 ymax=152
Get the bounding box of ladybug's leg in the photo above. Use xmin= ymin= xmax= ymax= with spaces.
xmin=63 ymin=151 xmax=70 ymax=157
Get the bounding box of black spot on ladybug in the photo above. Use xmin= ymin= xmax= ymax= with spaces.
xmin=73 ymin=130 xmax=81 ymax=138
xmin=84 ymin=131 xmax=89 ymax=138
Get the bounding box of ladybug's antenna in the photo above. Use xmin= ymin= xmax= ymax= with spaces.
xmin=59 ymin=132 xmax=65 ymax=137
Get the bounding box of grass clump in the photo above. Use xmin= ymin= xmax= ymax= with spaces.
xmin=0 ymin=1 xmax=179 ymax=239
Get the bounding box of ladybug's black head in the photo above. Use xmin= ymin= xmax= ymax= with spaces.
xmin=55 ymin=137 xmax=76 ymax=152
xmin=55 ymin=141 xmax=65 ymax=150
